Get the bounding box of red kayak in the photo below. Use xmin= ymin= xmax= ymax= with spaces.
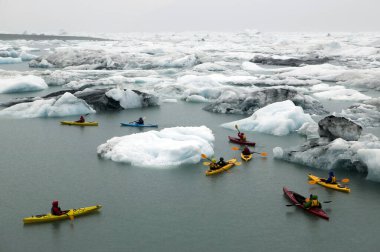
xmin=228 ymin=136 xmax=256 ymax=146
xmin=283 ymin=187 xmax=329 ymax=220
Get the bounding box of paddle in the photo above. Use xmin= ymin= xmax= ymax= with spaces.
xmin=308 ymin=178 xmax=350 ymax=185
xmin=231 ymin=147 xmax=268 ymax=157
xmin=235 ymin=124 xmax=240 ymax=134
xmin=286 ymin=201 xmax=332 ymax=207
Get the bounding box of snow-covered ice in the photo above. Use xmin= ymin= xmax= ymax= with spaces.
xmin=97 ymin=126 xmax=214 ymax=168
xmin=0 ymin=92 xmax=95 ymax=118
xmin=222 ymin=100 xmax=315 ymax=136
xmin=0 ymin=75 xmax=48 ymax=93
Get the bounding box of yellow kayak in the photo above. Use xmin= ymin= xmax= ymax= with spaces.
xmin=61 ymin=121 xmax=98 ymax=126
xmin=241 ymin=153 xmax=253 ymax=162
xmin=205 ymin=159 xmax=237 ymax=176
xmin=308 ymin=174 xmax=350 ymax=193
xmin=23 ymin=205 xmax=102 ymax=224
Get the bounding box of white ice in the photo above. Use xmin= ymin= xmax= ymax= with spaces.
xmin=105 ymin=88 xmax=143 ymax=109
xmin=97 ymin=126 xmax=214 ymax=168
xmin=0 ymin=92 xmax=95 ymax=118
xmin=358 ymin=149 xmax=380 ymax=182
xmin=0 ymin=75 xmax=48 ymax=93
xmin=222 ymin=100 xmax=315 ymax=136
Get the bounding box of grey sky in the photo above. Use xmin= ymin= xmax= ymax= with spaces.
xmin=1 ymin=0 xmax=379 ymax=33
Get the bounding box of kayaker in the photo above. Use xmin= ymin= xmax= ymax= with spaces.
xmin=242 ymin=146 xmax=251 ymax=155
xmin=76 ymin=115 xmax=85 ymax=123
xmin=325 ymin=171 xmax=337 ymax=184
xmin=209 ymin=159 xmax=219 ymax=171
xmin=238 ymin=132 xmax=246 ymax=141
xmin=303 ymin=195 xmax=322 ymax=209
xmin=217 ymin=157 xmax=227 ymax=167
xmin=51 ymin=200 xmax=68 ymax=216
xmin=135 ymin=117 xmax=144 ymax=125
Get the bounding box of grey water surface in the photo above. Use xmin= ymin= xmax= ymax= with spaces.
xmin=1 ymin=98 xmax=380 ymax=252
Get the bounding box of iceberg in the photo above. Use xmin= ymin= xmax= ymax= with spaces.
xmin=0 ymin=92 xmax=95 ymax=118
xmin=0 ymin=75 xmax=48 ymax=93
xmin=97 ymin=126 xmax=214 ymax=168
xmin=222 ymin=100 xmax=315 ymax=136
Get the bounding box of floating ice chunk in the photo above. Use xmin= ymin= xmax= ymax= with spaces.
xmin=97 ymin=126 xmax=214 ymax=168
xmin=297 ymin=121 xmax=319 ymax=139
xmin=0 ymin=92 xmax=95 ymax=118
xmin=358 ymin=149 xmax=380 ymax=182
xmin=339 ymin=98 xmax=380 ymax=127
xmin=106 ymin=88 xmax=142 ymax=109
xmin=273 ymin=147 xmax=284 ymax=158
xmin=19 ymin=52 xmax=38 ymax=61
xmin=162 ymin=98 xmax=178 ymax=103
xmin=186 ymin=95 xmax=208 ymax=103
xmin=313 ymin=86 xmax=371 ymax=101
xmin=222 ymin=100 xmax=315 ymax=136
xmin=193 ymin=62 xmax=227 ymax=72
xmin=0 ymin=75 xmax=48 ymax=93
xmin=0 ymin=57 xmax=22 ymax=64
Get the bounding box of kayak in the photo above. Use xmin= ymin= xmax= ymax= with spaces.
xmin=241 ymin=153 xmax=253 ymax=161
xmin=283 ymin=187 xmax=329 ymax=220
xmin=61 ymin=121 xmax=98 ymax=126
xmin=120 ymin=122 xmax=158 ymax=127
xmin=308 ymin=174 xmax=350 ymax=193
xmin=23 ymin=205 xmax=102 ymax=224
xmin=205 ymin=158 xmax=237 ymax=176
xmin=228 ymin=136 xmax=256 ymax=146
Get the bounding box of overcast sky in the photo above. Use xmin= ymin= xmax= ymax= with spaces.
xmin=1 ymin=0 xmax=379 ymax=33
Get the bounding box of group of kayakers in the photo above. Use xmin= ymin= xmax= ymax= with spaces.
xmin=75 ymin=115 xmax=145 ymax=125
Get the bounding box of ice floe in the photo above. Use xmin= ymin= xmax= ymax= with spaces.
xmin=0 ymin=75 xmax=48 ymax=93
xmin=222 ymin=100 xmax=315 ymax=136
xmin=0 ymin=92 xmax=95 ymax=118
xmin=97 ymin=126 xmax=214 ymax=168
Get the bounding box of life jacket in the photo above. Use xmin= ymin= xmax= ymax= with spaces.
xmin=51 ymin=206 xmax=63 ymax=215
xmin=238 ymin=133 xmax=246 ymax=141
xmin=331 ymin=176 xmax=336 ymax=183
xmin=242 ymin=147 xmax=250 ymax=155
xmin=311 ymin=199 xmax=320 ymax=207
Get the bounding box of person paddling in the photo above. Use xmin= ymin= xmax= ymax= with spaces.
xmin=134 ymin=117 xmax=144 ymax=125
xmin=51 ymin=200 xmax=68 ymax=216
xmin=76 ymin=115 xmax=85 ymax=123
xmin=209 ymin=159 xmax=219 ymax=171
xmin=238 ymin=132 xmax=246 ymax=141
xmin=303 ymin=195 xmax=322 ymax=209
xmin=242 ymin=145 xmax=252 ymax=155
xmin=217 ymin=157 xmax=227 ymax=167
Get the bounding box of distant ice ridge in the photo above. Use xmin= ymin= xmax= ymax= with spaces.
xmin=0 ymin=75 xmax=48 ymax=93
xmin=97 ymin=126 xmax=214 ymax=168
xmin=311 ymin=84 xmax=371 ymax=101
xmin=0 ymin=92 xmax=95 ymax=118
xmin=222 ymin=100 xmax=315 ymax=136
xmin=0 ymin=46 xmax=38 ymax=64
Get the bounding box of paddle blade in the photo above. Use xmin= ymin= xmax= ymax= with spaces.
xmin=201 ymin=154 xmax=208 ymax=159
xmin=323 ymin=201 xmax=332 ymax=204
xmin=341 ymin=178 xmax=350 ymax=183
xmin=235 ymin=162 xmax=241 ymax=166
xmin=69 ymin=214 xmax=74 ymax=221
xmin=308 ymin=180 xmax=317 ymax=184
xmin=260 ymin=152 xmax=268 ymax=157
xmin=235 ymin=124 xmax=238 ymax=130
xmin=203 ymin=162 xmax=210 ymax=166
xmin=231 ymin=147 xmax=240 ymax=151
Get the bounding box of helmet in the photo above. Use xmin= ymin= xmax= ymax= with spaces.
xmin=219 ymin=157 xmax=224 ymax=161
xmin=329 ymin=171 xmax=334 ymax=176
xmin=139 ymin=117 xmax=143 ymax=120
xmin=52 ymin=200 xmax=59 ymax=206
xmin=212 ymin=159 xmax=216 ymax=163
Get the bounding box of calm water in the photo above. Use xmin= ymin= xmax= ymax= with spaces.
xmin=1 ymin=98 xmax=380 ymax=252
